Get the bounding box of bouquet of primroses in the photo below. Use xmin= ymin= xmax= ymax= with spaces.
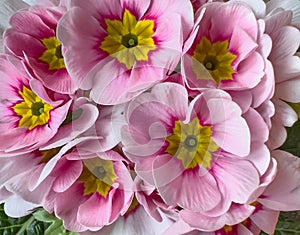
xmin=0 ymin=0 xmax=300 ymax=234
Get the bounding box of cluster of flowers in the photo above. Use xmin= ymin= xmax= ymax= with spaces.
xmin=0 ymin=0 xmax=300 ymax=234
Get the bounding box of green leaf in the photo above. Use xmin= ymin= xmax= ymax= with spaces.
xmin=0 ymin=204 xmax=78 ymax=235
xmin=0 ymin=204 xmax=48 ymax=235
xmin=32 ymin=209 xmax=79 ymax=235
xmin=280 ymin=119 xmax=300 ymax=157
xmin=273 ymin=211 xmax=300 ymax=235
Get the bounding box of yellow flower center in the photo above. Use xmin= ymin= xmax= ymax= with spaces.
xmin=40 ymin=148 xmax=61 ymax=163
xmin=193 ymin=37 xmax=237 ymax=84
xmin=39 ymin=36 xmax=65 ymax=70
xmin=13 ymin=86 xmax=54 ymax=130
xmin=78 ymin=158 xmax=118 ymax=197
xmin=100 ymin=9 xmax=156 ymax=69
xmin=125 ymin=196 xmax=140 ymax=215
xmin=165 ymin=118 xmax=219 ymax=169
xmin=223 ymin=225 xmax=234 ymax=233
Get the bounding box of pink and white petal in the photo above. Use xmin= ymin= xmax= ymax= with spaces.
xmin=4 ymin=194 xmax=39 ymax=218
xmin=266 ymin=0 xmax=300 ymax=27
xmin=147 ymin=0 xmax=194 ymax=41
xmin=201 ymin=2 xmax=258 ymax=42
xmin=247 ymin=143 xmax=271 ymax=177
xmin=27 ymin=56 xmax=78 ymax=94
xmin=229 ymin=90 xmax=252 ymax=114
xmin=126 ymin=82 xmax=188 ymax=124
xmin=51 ymin=157 xmax=83 ymax=193
xmin=34 ymin=138 xmax=88 ymax=189
xmin=188 ymin=89 xmax=232 ymax=125
xmin=134 ymin=156 xmax=158 ymax=185
xmin=6 ymin=168 xmax=54 ymax=204
xmin=230 ymin=0 xmax=266 ymax=18
xmin=29 ymin=79 xmax=64 ymax=107
xmin=180 ymin=204 xmax=255 ymax=231
xmin=88 ymin=59 xmax=139 ymax=105
xmin=153 ymin=155 xmax=221 ymax=212
xmin=0 ymin=188 xmax=13 ymax=203
xmin=259 ymin=150 xmax=300 ymax=211
xmin=0 ymin=152 xmax=40 ymax=188
xmin=250 ymin=60 xmax=275 ymax=108
xmin=211 ymin=109 xmax=250 ymax=157
xmin=78 ymin=190 xmax=115 ymax=228
xmin=247 ymin=158 xmax=277 ymax=203
xmin=225 ymin=52 xmax=265 ymax=90
xmin=266 ymin=119 xmax=287 ymax=150
xmin=229 ymin=26 xmax=258 ymax=68
xmin=9 ymin=10 xmax=54 ymax=38
xmin=0 ymin=0 xmax=29 ymax=31
xmin=275 ymin=77 xmax=300 ymax=103
xmin=4 ymin=30 xmax=46 ymax=58
xmin=70 ymin=0 xmax=122 ymax=24
xmin=272 ymin=98 xmax=298 ymax=127
xmin=269 ymin=25 xmax=300 ymax=60
xmin=113 ymin=161 xmax=134 ymax=212
xmin=250 ymin=208 xmax=280 ymax=235
xmin=121 ymin=0 xmax=151 ymax=19
xmin=57 ymin=7 xmax=107 ymax=89
xmin=163 ymin=219 xmax=195 ymax=235
xmin=212 ymin=156 xmax=260 ymax=204
xmin=256 ymin=100 xmax=275 ymax=130
xmin=54 ymin=184 xmax=88 ymax=232
xmin=84 ymin=206 xmax=173 ymax=235
xmin=190 ymin=90 xmax=251 ymax=156
xmin=122 ymin=124 xmax=167 ymax=158
xmin=265 ymin=10 xmax=293 ymax=34
xmin=43 ymin=100 xmax=99 ymax=149
xmin=243 ymin=108 xmax=269 ymax=143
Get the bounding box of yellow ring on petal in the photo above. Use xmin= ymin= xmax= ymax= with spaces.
xmin=78 ymin=158 xmax=118 ymax=197
xmin=100 ymin=9 xmax=156 ymax=69
xmin=166 ymin=118 xmax=219 ymax=169
xmin=39 ymin=36 xmax=66 ymax=70
xmin=193 ymin=37 xmax=237 ymax=84
xmin=13 ymin=86 xmax=53 ymax=130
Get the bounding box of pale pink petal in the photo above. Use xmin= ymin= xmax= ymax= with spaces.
xmin=247 ymin=158 xmax=277 ymax=203
xmin=212 ymin=156 xmax=260 ymax=204
xmin=259 ymin=150 xmax=300 ymax=211
xmin=57 ymin=7 xmax=107 ymax=89
xmin=191 ymin=90 xmax=251 ymax=157
xmin=78 ymin=189 xmax=115 ymax=228
xmin=272 ymin=98 xmax=298 ymax=127
xmin=0 ymin=0 xmax=29 ymax=31
xmin=51 ymin=156 xmax=83 ymax=192
xmin=180 ymin=204 xmax=254 ymax=231
xmin=153 ymin=155 xmax=221 ymax=212
xmin=230 ymin=0 xmax=266 ymax=18
xmin=266 ymin=0 xmax=300 ymax=27
xmin=4 ymin=194 xmax=39 ymax=218
xmin=266 ymin=119 xmax=287 ymax=150
xmin=250 ymin=207 xmax=279 ymax=234
xmin=275 ymin=77 xmax=300 ymax=103
xmin=121 ymin=0 xmax=151 ymax=19
xmin=54 ymin=184 xmax=88 ymax=232
xmin=42 ymin=99 xmax=99 ymax=149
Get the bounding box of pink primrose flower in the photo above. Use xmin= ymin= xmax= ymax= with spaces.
xmin=121 ymin=82 xmax=266 ymax=215
xmin=264 ymin=1 xmax=300 ymax=149
xmin=57 ymin=0 xmax=194 ymax=104
xmin=3 ymin=2 xmax=78 ymax=94
xmin=42 ymin=147 xmax=134 ymax=232
xmin=183 ymin=1 xmax=273 ymax=109
xmin=0 ymin=54 xmax=71 ymax=156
